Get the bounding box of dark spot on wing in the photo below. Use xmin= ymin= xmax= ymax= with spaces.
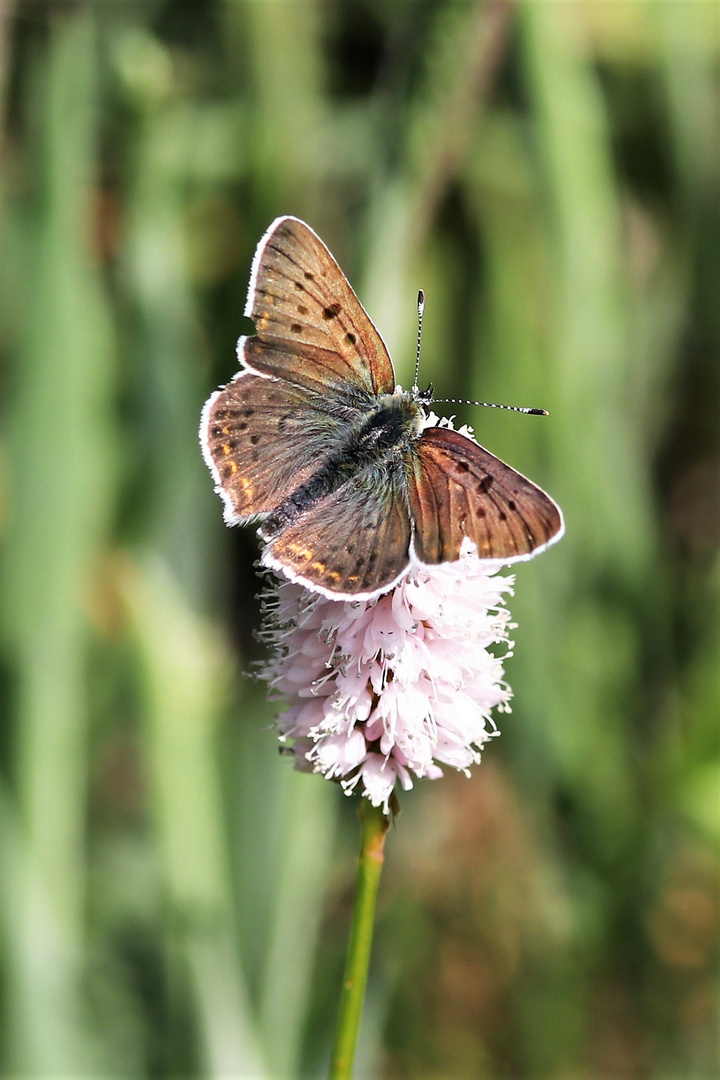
xmin=290 ymin=323 xmax=302 ymax=333
xmin=476 ymin=508 xmax=486 ymax=518
xmin=456 ymin=461 xmax=469 ymax=473
xmin=297 ymin=304 xmax=308 ymax=315
xmin=211 ymin=426 xmax=223 ymax=438
xmin=499 ymin=511 xmax=507 ymax=521
xmin=294 ymin=281 xmax=304 ymax=291
xmin=477 ymin=475 xmax=494 ymax=493
xmin=508 ymin=500 xmax=516 ymax=511
xmin=250 ymin=434 xmax=260 ymax=445
xmin=345 ymin=332 xmax=356 ymax=345
xmin=323 ymin=303 xmax=341 ymax=320
xmin=304 ymin=271 xmax=314 ymax=281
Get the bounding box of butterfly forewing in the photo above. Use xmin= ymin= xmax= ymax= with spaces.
xmin=263 ymin=463 xmax=412 ymax=598
xmin=408 ymin=427 xmax=563 ymax=564
xmin=241 ymin=217 xmax=395 ymax=401
xmin=201 ymin=372 xmax=355 ymax=523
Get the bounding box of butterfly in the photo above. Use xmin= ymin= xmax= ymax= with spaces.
xmin=200 ymin=216 xmax=564 ymax=600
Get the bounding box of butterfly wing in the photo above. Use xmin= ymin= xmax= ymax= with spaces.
xmin=239 ymin=216 xmax=396 ymax=402
xmin=407 ymin=426 xmax=564 ymax=564
xmin=200 ymin=371 xmax=354 ymax=524
xmin=262 ymin=462 xmax=413 ymax=599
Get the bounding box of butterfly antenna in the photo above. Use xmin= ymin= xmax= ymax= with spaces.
xmin=432 ymin=396 xmax=549 ymax=416
xmin=412 ymin=290 xmax=546 ymax=415
xmin=412 ymin=290 xmax=424 ymax=395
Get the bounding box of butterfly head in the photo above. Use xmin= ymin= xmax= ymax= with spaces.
xmin=380 ymin=386 xmax=428 ymax=437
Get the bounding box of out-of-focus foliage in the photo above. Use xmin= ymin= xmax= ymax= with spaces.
xmin=0 ymin=2 xmax=717 ymax=1077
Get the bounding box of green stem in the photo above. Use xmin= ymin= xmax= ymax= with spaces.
xmin=329 ymin=801 xmax=389 ymax=1080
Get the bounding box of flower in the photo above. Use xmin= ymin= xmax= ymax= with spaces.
xmin=258 ymin=542 xmax=516 ymax=815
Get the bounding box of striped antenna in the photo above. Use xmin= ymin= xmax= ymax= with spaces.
xmin=432 ymin=397 xmax=548 ymax=416
xmin=412 ymin=291 xmax=548 ymax=414
xmin=412 ymin=290 xmax=424 ymax=394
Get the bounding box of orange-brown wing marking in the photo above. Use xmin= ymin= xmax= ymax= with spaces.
xmin=408 ymin=427 xmax=564 ymax=564
xmin=201 ymin=372 xmax=351 ymax=523
xmin=264 ymin=463 xmax=412 ymax=598
xmin=241 ymin=217 xmax=395 ymax=400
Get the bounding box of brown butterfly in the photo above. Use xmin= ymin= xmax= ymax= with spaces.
xmin=200 ymin=216 xmax=564 ymax=600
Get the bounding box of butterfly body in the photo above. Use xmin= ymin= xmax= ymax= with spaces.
xmin=200 ymin=216 xmax=564 ymax=600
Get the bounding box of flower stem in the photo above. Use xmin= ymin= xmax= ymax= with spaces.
xmin=329 ymin=801 xmax=389 ymax=1080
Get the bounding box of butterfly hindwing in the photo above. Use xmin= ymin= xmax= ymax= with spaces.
xmin=263 ymin=462 xmax=413 ymax=599
xmin=201 ymin=371 xmax=355 ymax=524
xmin=408 ymin=427 xmax=564 ymax=564
xmin=240 ymin=216 xmax=396 ymax=402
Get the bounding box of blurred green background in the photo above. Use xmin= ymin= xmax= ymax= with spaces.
xmin=0 ymin=1 xmax=718 ymax=1077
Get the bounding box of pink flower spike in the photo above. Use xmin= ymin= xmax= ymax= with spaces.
xmin=259 ymin=547 xmax=517 ymax=809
